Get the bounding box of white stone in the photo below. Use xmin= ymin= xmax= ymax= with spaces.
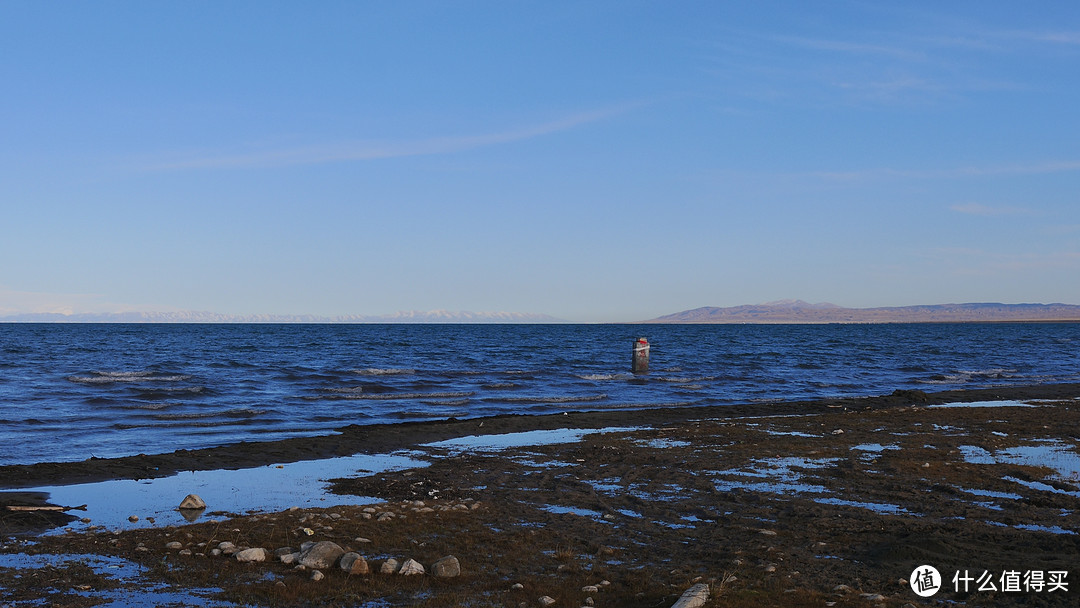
xmin=398 ymin=559 xmax=425 ymax=576
xmin=670 ymin=583 xmax=709 ymax=608
xmin=235 ymin=548 xmax=270 ymax=563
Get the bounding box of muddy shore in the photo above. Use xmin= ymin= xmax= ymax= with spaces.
xmin=2 ymin=384 xmax=1080 ymax=607
xmin=3 ymin=384 xmax=1078 ymax=490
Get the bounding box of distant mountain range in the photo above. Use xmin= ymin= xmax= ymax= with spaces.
xmin=0 ymin=310 xmax=566 ymax=324
xmin=644 ymin=300 xmax=1080 ymax=323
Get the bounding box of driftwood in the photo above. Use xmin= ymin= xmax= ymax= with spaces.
xmin=4 ymin=504 xmax=87 ymax=512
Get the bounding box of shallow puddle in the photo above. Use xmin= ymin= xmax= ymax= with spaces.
xmin=423 ymin=426 xmax=639 ymax=453
xmin=0 ymin=552 xmax=236 ymax=607
xmin=927 ymin=400 xmax=1039 ymax=409
xmin=959 ymin=442 xmax=1080 ymax=480
xmin=15 ymin=452 xmax=427 ymax=534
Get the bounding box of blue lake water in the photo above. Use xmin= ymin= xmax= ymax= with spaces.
xmin=1 ymin=322 xmax=1078 ymax=466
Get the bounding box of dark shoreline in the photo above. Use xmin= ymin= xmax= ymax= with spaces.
xmin=3 ymin=382 xmax=1078 ymax=490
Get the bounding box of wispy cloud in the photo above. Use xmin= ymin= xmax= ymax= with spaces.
xmin=807 ymin=159 xmax=1080 ymax=181
xmin=149 ymin=106 xmax=633 ymax=171
xmin=926 ymin=247 xmax=1080 ymax=275
xmin=771 ymin=35 xmax=925 ymax=60
xmin=950 ymin=203 xmax=1031 ymax=216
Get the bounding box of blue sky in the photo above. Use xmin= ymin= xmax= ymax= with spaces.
xmin=2 ymin=1 xmax=1079 ymax=322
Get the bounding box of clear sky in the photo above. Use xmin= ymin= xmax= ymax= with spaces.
xmin=2 ymin=1 xmax=1079 ymax=322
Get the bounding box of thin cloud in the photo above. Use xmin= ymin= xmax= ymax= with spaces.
xmin=807 ymin=159 xmax=1080 ymax=181
xmin=771 ymin=35 xmax=925 ymax=61
xmin=950 ymin=203 xmax=1031 ymax=216
xmin=149 ymin=106 xmax=634 ymax=171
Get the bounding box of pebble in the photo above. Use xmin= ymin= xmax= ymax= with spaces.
xmin=860 ymin=593 xmax=886 ymax=601
xmin=128 ymin=515 xmax=139 ymax=522
xmin=581 ymin=585 xmax=598 ymax=593
xmin=310 ymin=570 xmax=324 ymax=582
xmin=539 ymin=597 xmax=556 ymax=607
xmin=354 ymin=537 xmax=372 ymax=543
xmin=165 ymin=541 xmax=183 ymax=550
xmin=510 ymin=583 xmax=525 ymax=590
xmin=833 ymin=584 xmax=854 ymax=594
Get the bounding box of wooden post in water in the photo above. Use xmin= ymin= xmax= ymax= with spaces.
xmin=632 ymin=337 xmax=650 ymax=374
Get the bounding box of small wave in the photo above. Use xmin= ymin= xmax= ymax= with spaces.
xmin=481 ymin=382 xmax=521 ymax=389
xmin=321 ymin=386 xmax=366 ymax=395
xmin=350 ymin=368 xmax=417 ymax=376
xmin=117 ymin=402 xmax=173 ymax=411
xmin=420 ymin=399 xmax=472 ymax=407
xmin=68 ymin=371 xmax=192 ymax=384
xmin=500 ymin=394 xmax=608 ymax=404
xmin=576 ymin=373 xmax=632 ymax=381
xmin=154 ymin=408 xmax=264 ymax=420
xmin=657 ymin=377 xmax=698 ymax=384
xmin=316 ymin=391 xmax=475 ymax=401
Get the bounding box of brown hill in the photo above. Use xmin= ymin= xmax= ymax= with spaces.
xmin=644 ymin=300 xmax=1080 ymax=323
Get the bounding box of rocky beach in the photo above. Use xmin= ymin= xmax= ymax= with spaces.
xmin=2 ymin=384 xmax=1079 ymax=607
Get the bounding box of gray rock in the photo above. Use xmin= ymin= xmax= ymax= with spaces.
xmin=581 ymin=585 xmax=599 ymax=593
xmin=298 ymin=541 xmax=345 ymax=569
xmin=310 ymin=570 xmax=324 ymax=582
xmin=235 ymin=548 xmax=270 ymax=563
xmin=833 ymin=584 xmax=854 ymax=594
xmin=539 ymin=597 xmax=556 ymax=607
xmin=339 ymin=552 xmax=369 ymax=575
xmin=431 ymin=555 xmax=460 ymax=578
xmin=165 ymin=541 xmax=183 ymax=550
xmin=399 ymin=558 xmax=425 ymax=575
xmin=279 ymin=552 xmax=300 ymax=565
xmin=178 ymin=494 xmax=207 ymax=510
xmin=217 ymin=541 xmax=238 ymax=555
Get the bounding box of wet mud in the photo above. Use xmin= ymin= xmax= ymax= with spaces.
xmin=2 ymin=385 xmax=1079 ymax=606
